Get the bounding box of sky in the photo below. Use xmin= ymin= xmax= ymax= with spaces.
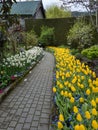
xmin=42 ymin=0 xmax=62 ymax=9
xmin=42 ymin=0 xmax=86 ymax=12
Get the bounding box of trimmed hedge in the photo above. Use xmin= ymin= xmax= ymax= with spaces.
xmin=25 ymin=18 xmax=76 ymax=46
xmin=25 ymin=17 xmax=98 ymax=46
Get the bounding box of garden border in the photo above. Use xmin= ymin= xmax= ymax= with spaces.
xmin=0 ymin=55 xmax=44 ymax=104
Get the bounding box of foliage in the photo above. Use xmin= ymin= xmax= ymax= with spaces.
xmin=71 ymin=48 xmax=79 ymax=55
xmin=22 ymin=30 xmax=38 ymax=49
xmin=46 ymin=5 xmax=71 ymax=18
xmin=0 ymin=25 xmax=7 ymax=60
xmin=39 ymin=26 xmax=55 ymax=47
xmin=49 ymin=46 xmax=98 ymax=130
xmin=70 ymin=49 xmax=84 ymax=61
xmin=58 ymin=45 xmax=69 ymax=48
xmin=25 ymin=18 xmax=76 ymax=46
xmin=0 ymin=0 xmax=16 ymax=15
xmin=46 ymin=47 xmax=55 ymax=54
xmin=81 ymin=45 xmax=98 ymax=59
xmin=67 ymin=20 xmax=95 ymax=50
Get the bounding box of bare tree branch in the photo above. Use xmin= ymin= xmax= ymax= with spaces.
xmin=60 ymin=0 xmax=98 ymax=28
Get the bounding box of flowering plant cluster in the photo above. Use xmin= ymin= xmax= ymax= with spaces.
xmin=49 ymin=47 xmax=98 ymax=130
xmin=0 ymin=47 xmax=43 ymax=90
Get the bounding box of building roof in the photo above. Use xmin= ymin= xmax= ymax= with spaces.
xmin=10 ymin=1 xmax=41 ymax=15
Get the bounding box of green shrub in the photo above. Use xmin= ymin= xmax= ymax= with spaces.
xmin=71 ymin=48 xmax=79 ymax=55
xmin=22 ymin=30 xmax=38 ymax=49
xmin=81 ymin=45 xmax=98 ymax=59
xmin=39 ymin=26 xmax=55 ymax=47
xmin=67 ymin=20 xmax=94 ymax=50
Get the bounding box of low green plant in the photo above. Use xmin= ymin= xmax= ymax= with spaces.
xmin=67 ymin=20 xmax=95 ymax=50
xmin=46 ymin=47 xmax=55 ymax=53
xmin=81 ymin=45 xmax=98 ymax=59
xmin=39 ymin=26 xmax=55 ymax=47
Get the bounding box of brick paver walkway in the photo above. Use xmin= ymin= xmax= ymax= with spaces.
xmin=0 ymin=52 xmax=54 ymax=130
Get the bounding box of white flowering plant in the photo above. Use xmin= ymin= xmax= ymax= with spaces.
xmin=0 ymin=46 xmax=43 ymax=90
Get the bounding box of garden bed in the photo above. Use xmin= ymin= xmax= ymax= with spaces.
xmin=0 ymin=46 xmax=44 ymax=103
xmin=49 ymin=47 xmax=98 ymax=130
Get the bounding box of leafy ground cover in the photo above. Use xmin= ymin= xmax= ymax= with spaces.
xmin=0 ymin=46 xmax=44 ymax=92
xmin=49 ymin=47 xmax=98 ymax=130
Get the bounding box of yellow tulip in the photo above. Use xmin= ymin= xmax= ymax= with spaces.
xmin=95 ymin=98 xmax=98 ymax=103
xmin=71 ymin=86 xmax=76 ymax=92
xmin=73 ymin=106 xmax=78 ymax=113
xmin=64 ymin=81 xmax=68 ymax=86
xmin=59 ymin=84 xmax=63 ymax=89
xmin=79 ymin=97 xmax=84 ymax=103
xmin=76 ymin=113 xmax=82 ymax=122
xmin=80 ymin=84 xmax=84 ymax=89
xmin=59 ymin=114 xmax=64 ymax=122
xmin=64 ymin=91 xmax=68 ymax=97
xmin=91 ymin=100 xmax=96 ymax=107
xmin=79 ymin=124 xmax=86 ymax=130
xmin=92 ymin=72 xmax=96 ymax=78
xmin=57 ymin=121 xmax=63 ymax=129
xmin=92 ymin=87 xmax=98 ymax=93
xmin=72 ymin=77 xmax=77 ymax=84
xmin=60 ymin=90 xmax=64 ymax=96
xmin=85 ymin=111 xmax=91 ymax=119
xmin=74 ymin=124 xmax=85 ymax=130
xmin=74 ymin=125 xmax=80 ymax=130
xmin=88 ymin=79 xmax=92 ymax=83
xmin=68 ymin=93 xmax=72 ymax=98
xmin=92 ymin=108 xmax=97 ymax=116
xmin=53 ymin=87 xmax=56 ymax=93
xmin=70 ymin=97 xmax=75 ymax=103
xmin=92 ymin=120 xmax=98 ymax=129
xmin=86 ymin=89 xmax=91 ymax=95
xmin=81 ymin=76 xmax=85 ymax=80
xmin=62 ymin=76 xmax=64 ymax=80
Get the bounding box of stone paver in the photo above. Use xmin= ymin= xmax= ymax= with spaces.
xmin=0 ymin=52 xmax=54 ymax=130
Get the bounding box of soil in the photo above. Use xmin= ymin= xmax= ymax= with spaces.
xmin=80 ymin=57 xmax=98 ymax=77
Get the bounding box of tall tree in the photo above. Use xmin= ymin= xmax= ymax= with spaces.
xmin=0 ymin=0 xmax=16 ymax=15
xmin=0 ymin=0 xmax=16 ymax=60
xmin=46 ymin=5 xmax=71 ymax=18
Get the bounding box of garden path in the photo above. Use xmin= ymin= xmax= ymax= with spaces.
xmin=0 ymin=52 xmax=54 ymax=130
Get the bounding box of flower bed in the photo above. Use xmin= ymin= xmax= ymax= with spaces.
xmin=49 ymin=47 xmax=98 ymax=130
xmin=0 ymin=47 xmax=44 ymax=92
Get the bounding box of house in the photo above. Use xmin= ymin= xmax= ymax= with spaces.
xmin=8 ymin=0 xmax=45 ymax=30
xmin=10 ymin=0 xmax=45 ymax=19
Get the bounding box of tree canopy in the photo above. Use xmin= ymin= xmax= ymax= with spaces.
xmin=60 ymin=0 xmax=98 ymax=28
xmin=46 ymin=5 xmax=71 ymax=18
